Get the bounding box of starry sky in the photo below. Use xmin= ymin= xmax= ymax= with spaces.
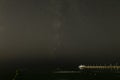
xmin=0 ymin=0 xmax=120 ymax=65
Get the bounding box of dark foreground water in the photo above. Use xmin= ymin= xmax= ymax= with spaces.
xmin=2 ymin=69 xmax=120 ymax=80
xmin=14 ymin=72 xmax=120 ymax=80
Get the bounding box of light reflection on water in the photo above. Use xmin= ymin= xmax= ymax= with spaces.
xmin=7 ymin=69 xmax=120 ymax=80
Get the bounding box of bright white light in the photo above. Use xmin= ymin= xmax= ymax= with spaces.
xmin=78 ymin=65 xmax=86 ymax=70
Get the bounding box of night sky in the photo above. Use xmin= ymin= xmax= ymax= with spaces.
xmin=0 ymin=0 xmax=120 ymax=66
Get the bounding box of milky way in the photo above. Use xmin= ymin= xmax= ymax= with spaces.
xmin=0 ymin=0 xmax=120 ymax=64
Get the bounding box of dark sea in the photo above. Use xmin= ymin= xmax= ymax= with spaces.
xmin=1 ymin=68 xmax=120 ymax=80
xmin=13 ymin=72 xmax=120 ymax=80
xmin=1 ymin=62 xmax=120 ymax=80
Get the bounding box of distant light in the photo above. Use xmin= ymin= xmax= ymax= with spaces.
xmin=78 ymin=65 xmax=86 ymax=70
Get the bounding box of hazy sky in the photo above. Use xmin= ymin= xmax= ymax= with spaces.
xmin=0 ymin=0 xmax=120 ymax=64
